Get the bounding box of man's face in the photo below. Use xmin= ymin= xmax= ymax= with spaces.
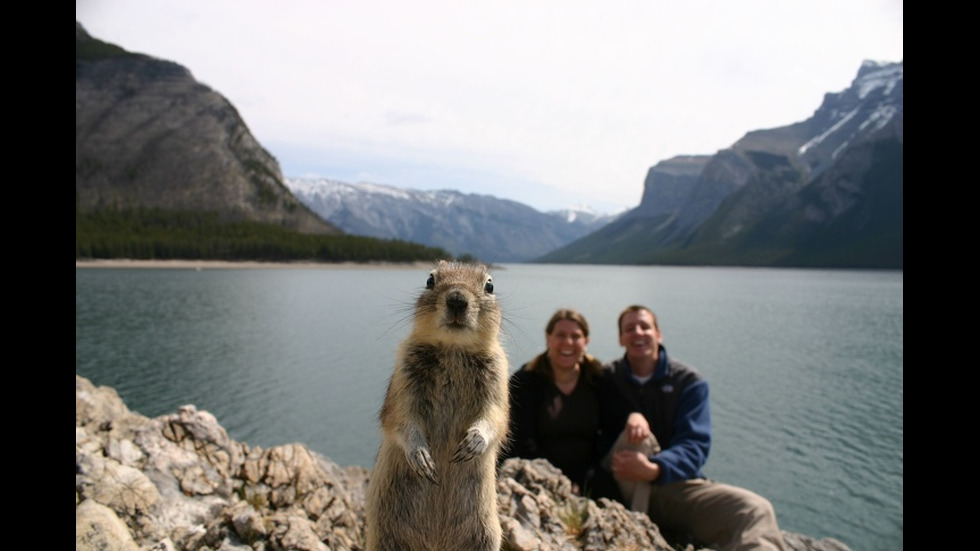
xmin=619 ymin=309 xmax=662 ymax=360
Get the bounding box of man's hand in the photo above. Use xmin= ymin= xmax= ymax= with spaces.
xmin=625 ymin=412 xmax=651 ymax=446
xmin=611 ymin=449 xmax=661 ymax=483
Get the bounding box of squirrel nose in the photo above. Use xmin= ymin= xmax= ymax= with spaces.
xmin=446 ymin=291 xmax=468 ymax=317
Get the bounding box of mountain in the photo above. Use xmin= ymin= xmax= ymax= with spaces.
xmin=75 ymin=22 xmax=338 ymax=236
xmin=537 ymin=60 xmax=903 ymax=269
xmin=285 ymin=178 xmax=618 ymax=263
xmin=76 ymin=17 xmax=901 ymax=268
xmin=75 ymin=20 xmax=610 ymax=263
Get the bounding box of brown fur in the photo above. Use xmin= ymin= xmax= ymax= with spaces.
xmin=365 ymin=260 xmax=510 ymax=551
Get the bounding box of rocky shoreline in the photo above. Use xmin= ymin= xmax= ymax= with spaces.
xmin=76 ymin=374 xmax=851 ymax=550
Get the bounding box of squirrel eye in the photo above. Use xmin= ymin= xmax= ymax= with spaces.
xmin=426 ymin=272 xmax=436 ymax=289
xmin=484 ymin=277 xmax=494 ymax=294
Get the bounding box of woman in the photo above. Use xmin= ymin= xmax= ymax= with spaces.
xmin=504 ymin=308 xmax=606 ymax=496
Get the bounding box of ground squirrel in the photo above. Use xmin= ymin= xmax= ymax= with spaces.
xmin=365 ymin=260 xmax=510 ymax=551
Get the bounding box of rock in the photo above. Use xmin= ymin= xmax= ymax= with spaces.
xmin=75 ymin=374 xmax=850 ymax=550
xmin=76 ymin=498 xmax=140 ymax=551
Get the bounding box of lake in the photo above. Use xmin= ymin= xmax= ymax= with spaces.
xmin=75 ymin=263 xmax=903 ymax=550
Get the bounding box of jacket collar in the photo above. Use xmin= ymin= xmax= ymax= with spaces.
xmin=620 ymin=344 xmax=669 ymax=384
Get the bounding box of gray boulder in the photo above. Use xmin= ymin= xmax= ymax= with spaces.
xmin=75 ymin=374 xmax=850 ymax=550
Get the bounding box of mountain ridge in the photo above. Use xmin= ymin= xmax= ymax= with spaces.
xmin=536 ymin=60 xmax=903 ymax=268
xmin=76 ymin=21 xmax=455 ymax=263
xmin=75 ymin=22 xmax=338 ymax=236
xmin=285 ymin=178 xmax=619 ymax=262
xmin=77 ymin=17 xmax=901 ymax=269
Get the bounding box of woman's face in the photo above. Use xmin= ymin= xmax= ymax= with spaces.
xmin=547 ymin=319 xmax=589 ymax=371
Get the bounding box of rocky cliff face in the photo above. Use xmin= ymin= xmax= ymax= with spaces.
xmin=75 ymin=22 xmax=338 ymax=235
xmin=540 ymin=60 xmax=903 ymax=268
xmin=76 ymin=374 xmax=851 ymax=551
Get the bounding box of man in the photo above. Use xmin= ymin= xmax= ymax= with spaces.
xmin=598 ymin=304 xmax=787 ymax=551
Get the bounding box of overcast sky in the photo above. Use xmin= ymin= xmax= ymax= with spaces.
xmin=76 ymin=1 xmax=903 ymax=214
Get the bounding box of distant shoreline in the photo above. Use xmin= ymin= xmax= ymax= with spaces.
xmin=75 ymin=259 xmax=435 ymax=270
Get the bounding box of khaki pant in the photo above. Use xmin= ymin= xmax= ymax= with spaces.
xmin=600 ymin=430 xmax=660 ymax=513
xmin=602 ymin=430 xmax=787 ymax=551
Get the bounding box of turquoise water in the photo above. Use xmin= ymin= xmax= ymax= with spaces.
xmin=76 ymin=264 xmax=903 ymax=550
